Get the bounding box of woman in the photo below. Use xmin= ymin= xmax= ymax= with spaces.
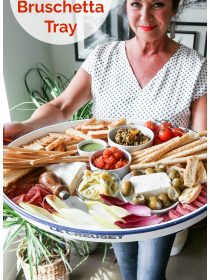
xmin=4 ymin=0 xmax=207 ymax=279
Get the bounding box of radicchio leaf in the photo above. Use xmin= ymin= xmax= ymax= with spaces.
xmin=115 ymin=215 xmax=163 ymax=229
xmin=100 ymin=194 xmax=151 ymax=216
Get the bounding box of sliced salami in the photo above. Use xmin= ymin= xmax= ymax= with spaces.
xmin=176 ymin=204 xmax=191 ymax=215
xmin=202 ymin=185 xmax=207 ymax=192
xmin=197 ymin=195 xmax=207 ymax=205
xmin=182 ymin=204 xmax=198 ymax=212
xmin=193 ymin=200 xmax=204 ymax=208
xmin=200 ymin=190 xmax=207 ymax=198
xmin=168 ymin=210 xmax=182 ymax=220
xmin=160 ymin=214 xmax=171 ymax=222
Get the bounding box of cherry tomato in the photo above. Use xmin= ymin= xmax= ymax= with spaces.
xmin=159 ymin=127 xmax=174 ymax=142
xmin=145 ymin=121 xmax=160 ymax=133
xmin=172 ymin=127 xmax=186 ymax=137
xmin=153 ymin=134 xmax=162 ymax=145
xmin=159 ymin=121 xmax=173 ymax=130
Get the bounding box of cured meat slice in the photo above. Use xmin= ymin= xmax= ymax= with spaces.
xmin=197 ymin=195 xmax=207 ymax=205
xmin=193 ymin=200 xmax=204 ymax=208
xmin=182 ymin=204 xmax=198 ymax=212
xmin=200 ymin=190 xmax=207 ymax=198
xmin=176 ymin=204 xmax=191 ymax=215
xmin=168 ymin=210 xmax=182 ymax=220
xmin=160 ymin=214 xmax=171 ymax=222
xmin=8 ymin=184 xmax=34 ymax=200
xmin=11 ymin=183 xmax=54 ymax=212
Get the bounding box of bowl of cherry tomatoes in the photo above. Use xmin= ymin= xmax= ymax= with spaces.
xmin=89 ymin=147 xmax=131 ymax=179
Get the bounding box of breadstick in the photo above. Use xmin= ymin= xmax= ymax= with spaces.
xmin=162 ymin=137 xmax=207 ymax=158
xmin=131 ymin=138 xmax=176 ymax=161
xmin=141 ymin=133 xmax=200 ymax=163
xmin=130 ymin=153 xmax=207 ymax=170
xmin=164 ymin=142 xmax=207 ymax=160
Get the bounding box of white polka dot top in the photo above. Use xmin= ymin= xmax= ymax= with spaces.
xmin=82 ymin=41 xmax=207 ymax=128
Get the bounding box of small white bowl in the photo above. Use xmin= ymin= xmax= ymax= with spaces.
xmin=108 ymin=125 xmax=154 ymax=153
xmin=89 ymin=148 xmax=131 ymax=179
xmin=77 ymin=139 xmax=107 ymax=156
xmin=76 ymin=170 xmax=121 ymax=201
xmin=120 ymin=173 xmax=179 ymax=214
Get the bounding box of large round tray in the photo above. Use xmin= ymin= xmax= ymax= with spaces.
xmin=3 ymin=119 xmax=207 ymax=242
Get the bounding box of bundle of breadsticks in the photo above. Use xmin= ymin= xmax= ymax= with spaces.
xmin=131 ymin=132 xmax=207 ymax=170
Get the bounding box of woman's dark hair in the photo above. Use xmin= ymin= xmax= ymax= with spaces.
xmin=124 ymin=0 xmax=181 ymax=13
xmin=172 ymin=0 xmax=181 ymax=11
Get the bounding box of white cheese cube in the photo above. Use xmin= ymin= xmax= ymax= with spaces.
xmin=46 ymin=162 xmax=86 ymax=194
xmin=130 ymin=172 xmax=171 ymax=198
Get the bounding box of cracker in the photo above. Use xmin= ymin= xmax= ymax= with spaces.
xmin=53 ymin=142 xmax=66 ymax=151
xmin=108 ymin=118 xmax=127 ymax=129
xmin=196 ymin=161 xmax=207 ymax=184
xmin=66 ymin=144 xmax=78 ymax=151
xmin=66 ymin=128 xmax=91 ymax=140
xmin=184 ymin=156 xmax=200 ymax=187
xmin=45 ymin=137 xmax=65 ymax=151
xmin=81 ymin=124 xmax=107 ymax=134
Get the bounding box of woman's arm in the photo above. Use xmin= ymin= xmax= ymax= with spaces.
xmin=191 ymin=94 xmax=207 ymax=131
xmin=4 ymin=68 xmax=92 ymax=139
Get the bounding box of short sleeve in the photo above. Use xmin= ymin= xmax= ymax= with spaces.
xmin=81 ymin=46 xmax=100 ymax=76
xmin=192 ymin=59 xmax=207 ymax=101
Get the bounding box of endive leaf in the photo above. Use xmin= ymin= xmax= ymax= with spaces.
xmin=19 ymin=202 xmax=54 ymax=221
xmin=89 ymin=210 xmax=120 ymax=230
xmin=45 ymin=195 xmax=70 ymax=213
xmin=52 ymin=213 xmax=100 ymax=230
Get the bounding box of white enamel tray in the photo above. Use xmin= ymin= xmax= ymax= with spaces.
xmin=3 ymin=119 xmax=207 ymax=242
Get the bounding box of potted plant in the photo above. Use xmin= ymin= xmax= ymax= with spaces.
xmin=10 ymin=63 xmax=93 ymax=120
xmin=3 ymin=204 xmax=91 ymax=280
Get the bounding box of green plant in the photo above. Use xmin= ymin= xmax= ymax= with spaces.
xmin=10 ymin=63 xmax=93 ymax=120
xmin=3 ymin=204 xmax=92 ymax=279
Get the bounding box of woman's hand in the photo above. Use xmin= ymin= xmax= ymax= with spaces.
xmin=3 ymin=122 xmax=30 ymax=143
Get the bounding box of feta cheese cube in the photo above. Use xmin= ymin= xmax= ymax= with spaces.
xmin=130 ymin=172 xmax=171 ymax=198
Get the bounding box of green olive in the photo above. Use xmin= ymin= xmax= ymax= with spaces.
xmin=168 ymin=169 xmax=180 ymax=180
xmin=145 ymin=168 xmax=156 ymax=174
xmin=172 ymin=178 xmax=184 ymax=188
xmin=131 ymin=170 xmax=144 ymax=176
xmin=147 ymin=196 xmax=162 ymax=210
xmin=121 ymin=181 xmax=134 ymax=197
xmin=158 ymin=193 xmax=171 ymax=208
xmin=132 ymin=194 xmax=146 ymax=205
xmin=155 ymin=164 xmax=167 ymax=173
xmin=167 ymin=186 xmax=180 ymax=201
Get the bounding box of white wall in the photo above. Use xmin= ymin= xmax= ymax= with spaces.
xmin=49 ymin=44 xmax=82 ymax=79
xmin=3 ymin=0 xmax=53 ymax=122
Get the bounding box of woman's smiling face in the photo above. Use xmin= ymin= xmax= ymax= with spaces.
xmin=127 ymin=0 xmax=176 ymax=42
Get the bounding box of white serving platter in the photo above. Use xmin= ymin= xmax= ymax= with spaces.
xmin=3 ymin=119 xmax=207 ymax=243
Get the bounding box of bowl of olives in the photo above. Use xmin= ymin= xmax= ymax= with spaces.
xmin=108 ymin=125 xmax=154 ymax=153
xmin=120 ymin=166 xmax=181 ymax=213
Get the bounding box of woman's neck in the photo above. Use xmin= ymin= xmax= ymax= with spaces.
xmin=128 ymin=36 xmax=179 ymax=57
